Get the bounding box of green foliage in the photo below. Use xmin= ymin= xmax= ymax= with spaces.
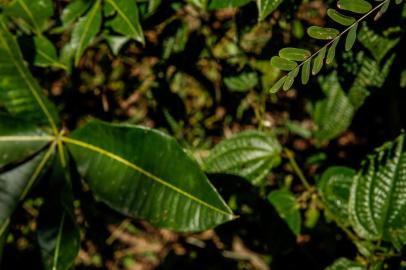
xmin=268 ymin=188 xmax=301 ymax=236
xmin=325 ymin=258 xmax=364 ymax=270
xmin=204 ymin=131 xmax=282 ymax=186
xmin=269 ymin=0 xmax=402 ymax=93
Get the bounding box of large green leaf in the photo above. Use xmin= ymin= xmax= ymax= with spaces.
xmin=203 ymin=130 xmax=282 ymax=186
xmin=0 ymin=147 xmax=54 ymax=230
xmin=105 ymin=0 xmax=144 ymax=44
xmin=0 ymin=18 xmax=60 ymax=131
xmin=268 ymin=188 xmax=301 ymax=236
xmin=3 ymin=0 xmax=53 ymax=33
xmin=0 ymin=114 xmax=52 ymax=168
xmin=311 ymin=73 xmax=354 ymax=144
xmin=37 ymin=156 xmax=80 ymax=270
xmin=318 ymin=166 xmax=355 ymax=226
xmin=256 ymin=0 xmax=283 ymax=21
xmin=349 ymin=134 xmax=406 ymax=247
xmin=64 ymin=121 xmax=233 ymax=232
xmin=69 ymin=0 xmax=102 ymax=66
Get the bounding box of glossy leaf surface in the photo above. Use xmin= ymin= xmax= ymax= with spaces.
xmin=0 ymin=18 xmax=60 ymax=131
xmin=65 ymin=121 xmax=233 ymax=232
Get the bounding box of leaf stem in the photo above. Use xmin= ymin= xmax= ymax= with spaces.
xmin=289 ymin=0 xmax=390 ymax=73
xmin=284 ymin=149 xmax=312 ymax=191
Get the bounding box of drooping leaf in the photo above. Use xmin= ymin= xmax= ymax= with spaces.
xmin=325 ymin=258 xmax=364 ymax=270
xmin=327 ymin=9 xmax=356 ymax=26
xmin=345 ymin=23 xmax=358 ymax=51
xmin=307 ymin=26 xmax=339 ymax=40
xmin=349 ymin=134 xmax=406 ymax=248
xmin=279 ymin=47 xmax=311 ymax=62
xmin=104 ymin=0 xmax=144 ymax=44
xmin=208 ymin=0 xmax=251 ymax=9
xmin=271 ymin=56 xmax=297 ymax=71
xmin=256 ymin=0 xmax=283 ymax=21
xmin=37 ymin=156 xmax=80 ymax=270
xmin=61 ymin=0 xmax=92 ymax=27
xmin=0 ymin=114 xmax=52 ymax=168
xmin=0 ymin=147 xmax=54 ymax=230
xmin=204 ymin=130 xmax=282 ymax=186
xmin=0 ymin=18 xmax=60 ymax=131
xmin=301 ymin=60 xmax=311 ymax=84
xmin=64 ymin=121 xmax=233 ymax=232
xmin=3 ymin=0 xmax=53 ymax=33
xmin=326 ymin=37 xmax=340 ymax=65
xmin=69 ymin=0 xmax=102 ymax=66
xmin=337 ymin=0 xmax=372 ymax=14
xmin=269 ymin=76 xmax=287 ymax=93
xmin=318 ymin=166 xmax=355 ymax=225
xmin=312 ymin=46 xmax=326 ymax=75
xmin=268 ymin=188 xmax=301 ymax=236
xmin=33 ymin=36 xmax=67 ymax=70
xmin=311 ymin=73 xmax=354 ymax=144
xmin=224 ymin=72 xmax=259 ymax=92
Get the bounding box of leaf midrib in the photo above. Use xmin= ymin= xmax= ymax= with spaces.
xmin=106 ymin=0 xmax=140 ymax=38
xmin=0 ymin=21 xmax=58 ymax=133
xmin=62 ymin=136 xmax=233 ymax=218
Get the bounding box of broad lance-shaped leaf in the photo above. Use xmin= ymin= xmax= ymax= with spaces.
xmin=349 ymin=134 xmax=406 ymax=247
xmin=0 ymin=17 xmax=60 ymax=131
xmin=70 ymin=0 xmax=102 ymax=66
xmin=204 ymin=131 xmax=282 ymax=186
xmin=3 ymin=0 xmax=53 ymax=33
xmin=104 ymin=0 xmax=144 ymax=44
xmin=37 ymin=155 xmax=80 ymax=270
xmin=268 ymin=189 xmax=301 ymax=236
xmin=33 ymin=36 xmax=67 ymax=70
xmin=318 ymin=167 xmax=355 ymax=226
xmin=256 ymin=0 xmax=283 ymax=22
xmin=337 ymin=0 xmax=372 ymax=14
xmin=0 ymin=114 xmax=53 ymax=168
xmin=64 ymin=121 xmax=233 ymax=232
xmin=0 ymin=146 xmax=55 ymax=230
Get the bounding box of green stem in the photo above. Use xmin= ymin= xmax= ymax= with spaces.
xmin=284 ymin=149 xmax=312 ymax=191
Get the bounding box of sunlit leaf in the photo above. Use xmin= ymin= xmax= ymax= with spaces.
xmin=256 ymin=0 xmax=283 ymax=21
xmin=61 ymin=0 xmax=91 ymax=27
xmin=204 ymin=130 xmax=282 ymax=186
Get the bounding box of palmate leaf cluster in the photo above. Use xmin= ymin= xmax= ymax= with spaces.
xmin=269 ymin=0 xmax=403 ymax=93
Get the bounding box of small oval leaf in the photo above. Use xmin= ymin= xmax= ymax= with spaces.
xmin=279 ymin=47 xmax=311 ymax=61
xmin=326 ymin=37 xmax=340 ymax=65
xmin=312 ymin=47 xmax=326 ymax=75
xmin=345 ymin=23 xmax=358 ymax=51
xmin=327 ymin=9 xmax=356 ymax=26
xmin=283 ymin=69 xmax=298 ymax=91
xmin=307 ymin=26 xmax=340 ymax=40
xmin=269 ymin=76 xmax=287 ymax=93
xmin=301 ymin=60 xmax=311 ymax=84
xmin=337 ymin=0 xmax=372 ymax=14
xmin=271 ymin=56 xmax=297 ymax=71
